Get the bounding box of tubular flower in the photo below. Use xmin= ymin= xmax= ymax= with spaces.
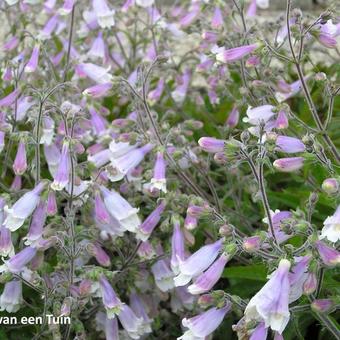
xmin=320 ymin=205 xmax=340 ymax=243
xmin=51 ymin=141 xmax=70 ymax=191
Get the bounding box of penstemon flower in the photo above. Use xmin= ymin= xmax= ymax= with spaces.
xmin=319 ymin=205 xmax=340 ymax=243
xmin=51 ymin=141 xmax=70 ymax=191
xmin=273 ymin=157 xmax=304 ymax=172
xmin=174 ymin=239 xmax=223 ymax=286
xmin=25 ymin=44 xmax=40 ymax=73
xmin=215 ymin=44 xmax=258 ymax=63
xmin=13 ymin=141 xmax=27 ymax=175
xmin=244 ymin=259 xmax=291 ymax=334
xmin=99 ymin=275 xmax=124 ymax=318
xmin=315 ymin=240 xmax=340 ymax=266
xmin=0 ymin=246 xmax=37 ymax=274
xmin=179 ymin=303 xmax=231 ymax=339
xmin=170 ymin=216 xmax=186 ymax=274
xmin=4 ymin=182 xmax=45 ymax=231
xmin=150 ymin=151 xmax=167 ymax=193
xmin=0 ymin=280 xmax=23 ymax=313
xmin=92 ymin=0 xmax=115 ymax=28
xmin=275 ymin=136 xmax=305 ymax=153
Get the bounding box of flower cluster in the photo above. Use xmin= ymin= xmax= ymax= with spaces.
xmin=0 ymin=0 xmax=339 ymax=339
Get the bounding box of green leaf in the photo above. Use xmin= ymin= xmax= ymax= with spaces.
xmin=223 ymin=264 xmax=267 ymax=281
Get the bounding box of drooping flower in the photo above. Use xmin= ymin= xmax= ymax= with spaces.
xmin=315 ymin=240 xmax=340 ymax=266
xmin=87 ymin=243 xmax=111 ymax=267
xmin=117 ymin=304 xmax=145 ymax=339
xmin=104 ymin=315 xmax=119 ymax=339
xmin=101 ymin=186 xmax=141 ymax=232
xmin=0 ymin=246 xmax=37 ymax=274
xmin=25 ymin=44 xmax=40 ymax=73
xmin=174 ymin=239 xmax=223 ymax=286
xmin=83 ymin=82 xmax=112 ymax=98
xmin=289 ymin=255 xmax=311 ymax=303
xmin=275 ymin=136 xmax=305 ymax=153
xmin=216 ymin=44 xmax=258 ymax=63
xmin=170 ymin=217 xmax=185 ymax=274
xmin=151 ymin=258 xmax=174 ymax=292
xmin=188 ymin=253 xmax=228 ymax=295
xmin=0 ymin=89 xmax=20 ymax=107
xmin=211 ymin=7 xmax=223 ymax=29
xmin=179 ymin=303 xmax=231 ymax=339
xmin=99 ymin=275 xmax=124 ymax=318
xmin=226 ymin=105 xmax=240 ymax=128
xmin=198 ymin=137 xmax=225 ymax=153
xmin=4 ymin=182 xmax=45 ymax=231
xmin=92 ymin=0 xmax=115 ymax=28
xmin=136 ymin=200 xmax=166 ymax=241
xmin=273 ymin=157 xmax=304 ymax=172
xmin=150 ymin=151 xmax=167 ymax=193
xmin=244 ymin=259 xmax=291 ymax=334
xmin=130 ymin=292 xmax=152 ymax=334
xmin=303 ymin=272 xmax=317 ymax=295
xmin=47 ymin=191 xmax=57 ymax=216
xmin=243 ymin=105 xmax=275 ymax=125
xmin=76 ymin=63 xmax=112 ymax=84
xmin=249 ymin=322 xmax=268 ymax=340
xmin=13 ymin=141 xmax=27 ymax=175
xmin=51 ymin=141 xmax=70 ymax=191
xmin=171 ymin=69 xmax=191 ymax=103
xmin=108 ymin=144 xmax=154 ymax=182
xmin=275 ymin=110 xmax=289 ymax=129
xmin=0 ymin=226 xmax=14 ymax=257
xmin=320 ymin=205 xmax=340 ymax=243
xmin=24 ymin=200 xmax=47 ymax=246
xmin=0 ymin=280 xmax=23 ymax=313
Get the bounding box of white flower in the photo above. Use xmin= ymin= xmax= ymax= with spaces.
xmin=320 ymin=205 xmax=340 ymax=243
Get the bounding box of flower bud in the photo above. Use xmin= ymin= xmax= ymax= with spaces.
xmin=198 ymin=137 xmax=225 ymax=153
xmin=303 ymin=272 xmax=317 ymax=295
xmin=219 ymin=224 xmax=233 ymax=237
xmin=197 ymin=294 xmax=214 ymax=308
xmin=242 ymin=236 xmax=261 ymax=252
xmin=273 ymin=157 xmax=304 ymax=172
xmin=322 ymin=178 xmax=339 ymax=195
xmin=311 ymin=299 xmax=334 ymax=313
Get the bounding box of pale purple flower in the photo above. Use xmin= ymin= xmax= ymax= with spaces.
xmin=243 ymin=236 xmax=261 ymax=252
xmin=275 ymin=77 xmax=310 ymax=103
xmin=211 ymin=7 xmax=223 ymax=29
xmin=13 ymin=141 xmax=27 ymax=175
xmin=44 ymin=143 xmax=61 ymax=176
xmin=51 ymin=141 xmax=70 ymax=191
xmin=216 ymin=44 xmax=258 ymax=63
xmin=198 ymin=137 xmax=225 ymax=153
xmin=289 ymin=255 xmax=311 ymax=303
xmin=315 ymin=240 xmax=340 ymax=266
xmin=58 ymin=0 xmax=75 ymax=15
xmin=184 ymin=207 xmax=198 ymax=230
xmin=101 ymin=186 xmax=141 ymax=232
xmin=174 ymin=239 xmax=223 ymax=286
xmin=89 ymin=107 xmax=107 ymax=135
xmin=273 ymin=157 xmax=304 ymax=172
xmin=39 ymin=14 xmax=59 ymax=40
xmin=180 ymin=3 xmax=200 ymax=28
xmin=151 ymin=258 xmax=174 ymax=292
xmin=0 ymin=246 xmax=37 ymax=274
xmin=104 ymin=315 xmax=119 ymax=339
xmin=179 ymin=303 xmax=231 ymax=339
xmin=0 ymin=280 xmax=23 ymax=313
xmin=92 ymin=0 xmax=115 ymax=28
xmin=83 ymin=82 xmax=112 ymax=98
xmin=170 ymin=217 xmax=185 ymax=274
xmin=24 ymin=200 xmax=47 ymax=246
xmin=250 ymin=322 xmax=268 ymax=340
xmin=47 ymin=191 xmax=57 ymax=216
xmin=117 ymin=304 xmax=144 ymax=339
xmin=318 ymin=33 xmax=337 ymax=49
xmin=2 ymin=36 xmax=19 ymax=51
xmin=320 ymin=205 xmax=340 ymax=243
xmin=88 ymin=149 xmax=112 ymax=168
xmin=0 ymin=132 xmax=5 ymax=153
xmin=4 ymin=182 xmax=45 ymax=231
xmin=243 ymin=105 xmax=275 ymax=125
xmin=10 ymin=175 xmax=22 ymax=191
xmin=15 ymin=96 xmax=35 ymax=121
xmin=150 ymin=151 xmax=167 ymax=193
xmin=109 ymin=140 xmax=138 ymax=158
xmin=99 ymin=275 xmax=123 ymax=318
xmin=94 ymin=192 xmax=111 ymax=224
xmin=137 ymin=200 xmax=166 ymax=241
xmin=148 ymin=78 xmax=165 ymax=103
xmin=303 ymin=272 xmax=317 ymax=295
xmin=226 ymin=105 xmax=239 ymax=128
xmin=188 ymin=253 xmax=228 ymax=295
xmin=108 ymin=143 xmax=154 ymax=182
xmin=244 ymin=259 xmax=291 ymax=334
xmin=25 ymin=45 xmax=40 ymax=73
xmin=246 ymin=0 xmax=257 ymax=17
xmin=263 ymin=210 xmax=292 ymax=244
xmin=130 ymin=293 xmax=152 ymax=334
xmin=171 ymin=69 xmax=191 ymax=103
xmin=88 ymin=32 xmax=106 ymax=61
xmin=0 ymin=89 xmax=20 ymax=107
xmin=275 ymin=110 xmax=289 ymax=129
xmin=0 ymin=226 xmax=14 ymax=257
xmin=275 ymin=136 xmax=305 ymax=153
xmin=76 ymin=63 xmax=112 ymax=84
xmin=88 ymin=243 xmax=111 ymax=267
